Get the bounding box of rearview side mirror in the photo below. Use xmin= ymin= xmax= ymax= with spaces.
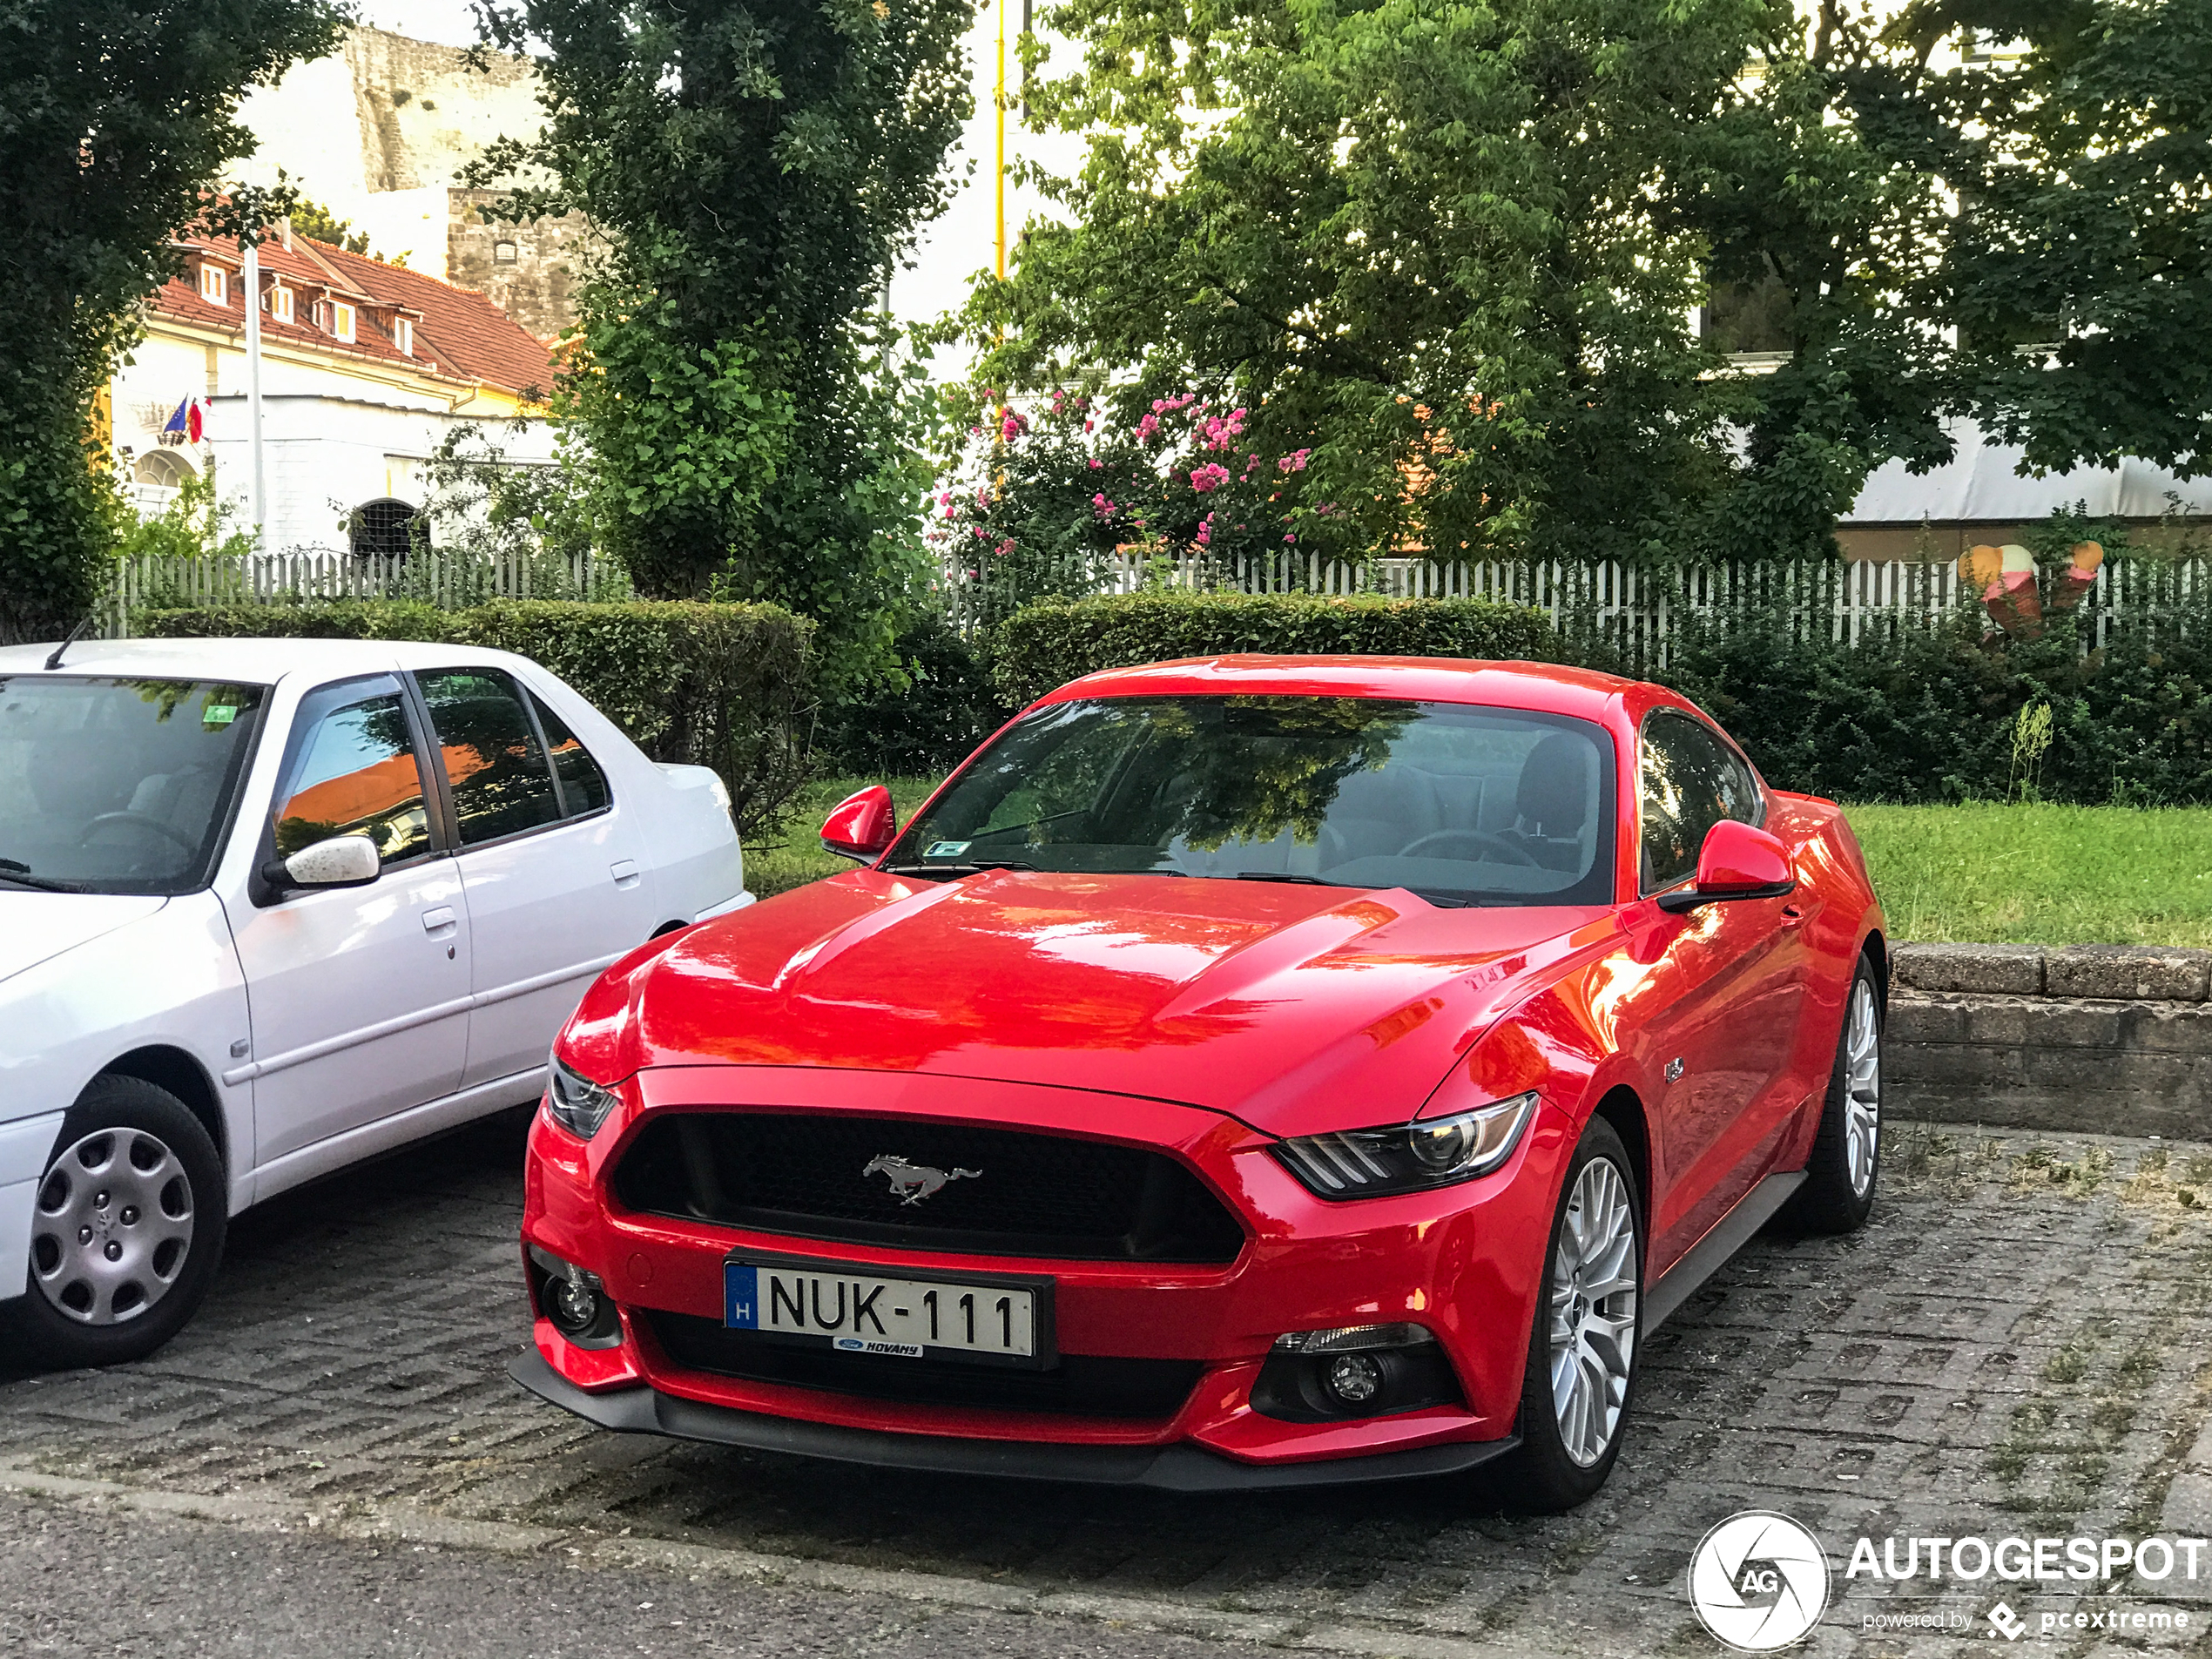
xmin=820 ymin=785 xmax=896 ymax=862
xmin=1656 ymin=820 xmax=1795 ymax=914
xmin=263 ymin=833 xmax=381 ymax=891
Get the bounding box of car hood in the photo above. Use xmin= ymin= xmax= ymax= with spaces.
xmin=0 ymin=891 xmax=170 ymax=988
xmin=568 ymin=869 xmax=1617 ymax=1137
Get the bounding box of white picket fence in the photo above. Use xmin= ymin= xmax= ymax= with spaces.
xmin=103 ymin=549 xmax=631 ymax=636
xmin=941 ymin=548 xmax=2212 ymax=665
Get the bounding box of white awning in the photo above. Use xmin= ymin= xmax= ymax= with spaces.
xmin=1844 ymin=420 xmax=2209 ymax=524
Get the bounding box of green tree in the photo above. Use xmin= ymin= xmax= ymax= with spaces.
xmin=470 ymin=0 xmax=974 ymax=688
xmin=967 ymin=0 xmax=1946 ymax=568
xmin=0 ymin=0 xmax=347 ymax=645
xmin=1865 ymin=0 xmax=2212 ymax=478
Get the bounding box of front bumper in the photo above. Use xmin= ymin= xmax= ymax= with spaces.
xmin=518 ymin=1064 xmax=1571 ymax=1475
xmin=510 ymin=1348 xmax=1520 ymax=1490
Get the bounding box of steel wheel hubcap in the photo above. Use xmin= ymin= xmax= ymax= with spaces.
xmin=1548 ymin=1155 xmax=1638 ymax=1467
xmin=1844 ymin=978 xmax=1881 ymax=1197
xmin=30 ymin=1130 xmax=194 ymax=1325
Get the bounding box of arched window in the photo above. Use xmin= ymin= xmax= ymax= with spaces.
xmin=349 ymin=498 xmax=428 ymax=560
xmin=133 ymin=450 xmax=194 ymax=489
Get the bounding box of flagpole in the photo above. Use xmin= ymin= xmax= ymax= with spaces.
xmin=994 ymin=0 xmax=1007 ymax=281
xmin=242 ymin=229 xmax=266 ymax=548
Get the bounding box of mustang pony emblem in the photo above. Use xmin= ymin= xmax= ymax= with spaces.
xmin=863 ymin=1155 xmax=981 ymax=1205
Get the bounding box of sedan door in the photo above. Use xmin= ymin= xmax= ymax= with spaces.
xmin=412 ymin=666 xmax=654 ymax=1090
xmin=226 ymin=674 xmax=472 ymax=1166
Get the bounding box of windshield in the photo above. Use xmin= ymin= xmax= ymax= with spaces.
xmin=0 ymin=676 xmax=268 ymax=894
xmin=890 ymin=695 xmax=1617 ymax=907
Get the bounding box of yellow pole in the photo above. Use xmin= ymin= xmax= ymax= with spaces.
xmin=995 ymin=0 xmax=1007 ymax=280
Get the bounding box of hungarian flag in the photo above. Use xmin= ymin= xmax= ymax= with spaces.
xmin=162 ymin=398 xmax=206 ymax=442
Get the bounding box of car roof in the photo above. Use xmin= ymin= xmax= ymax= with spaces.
xmin=0 ymin=636 xmax=528 ymax=686
xmin=1041 ymin=655 xmax=1640 ymax=719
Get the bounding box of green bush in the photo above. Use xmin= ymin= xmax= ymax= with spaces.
xmin=138 ymin=598 xmax=815 ymax=833
xmin=813 ymin=609 xmax=1002 ymax=778
xmin=988 ymin=590 xmax=1560 ymax=708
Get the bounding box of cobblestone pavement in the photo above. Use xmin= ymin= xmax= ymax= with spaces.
xmin=4 ymin=1112 xmax=2212 ymax=1659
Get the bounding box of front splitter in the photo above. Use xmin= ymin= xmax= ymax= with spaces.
xmin=509 ymin=1350 xmax=1517 ymax=1492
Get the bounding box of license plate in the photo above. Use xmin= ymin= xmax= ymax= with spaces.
xmin=724 ymin=1257 xmax=1053 ymax=1367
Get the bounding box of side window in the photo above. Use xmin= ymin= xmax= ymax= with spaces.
xmin=528 ymin=690 xmax=610 ymax=817
xmin=273 ymin=691 xmax=431 ymax=864
xmin=416 ymin=668 xmax=562 ymax=846
xmin=1639 ymin=711 xmax=1758 ymax=893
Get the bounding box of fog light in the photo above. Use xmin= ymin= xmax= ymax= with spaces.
xmin=529 ymin=1244 xmax=622 ymax=1348
xmin=1324 ymin=1352 xmax=1384 ymax=1407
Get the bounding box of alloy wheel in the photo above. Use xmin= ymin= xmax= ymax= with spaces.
xmin=1548 ymin=1155 xmax=1639 ymax=1467
xmin=1844 ymin=977 xmax=1881 ymax=1197
xmin=30 ymin=1130 xmax=196 ymax=1325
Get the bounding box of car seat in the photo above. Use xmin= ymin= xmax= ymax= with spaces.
xmin=1501 ymin=732 xmax=1592 ymax=872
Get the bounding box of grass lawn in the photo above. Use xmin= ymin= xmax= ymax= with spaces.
xmin=746 ymin=783 xmax=2212 ymax=948
xmin=745 ymin=775 xmax=945 ymax=899
xmin=1846 ymin=802 xmax=2212 ymax=948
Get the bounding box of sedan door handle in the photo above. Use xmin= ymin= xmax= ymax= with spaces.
xmin=421 ymin=906 xmax=458 ymax=936
xmin=610 ymin=860 xmax=641 ymax=889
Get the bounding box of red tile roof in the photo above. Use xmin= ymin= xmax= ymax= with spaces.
xmin=151 ymin=232 xmax=557 ymax=402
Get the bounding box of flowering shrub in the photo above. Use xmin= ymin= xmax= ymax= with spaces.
xmin=927 ymin=386 xmax=1344 ymax=630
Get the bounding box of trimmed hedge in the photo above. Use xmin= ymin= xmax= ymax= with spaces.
xmin=988 ymin=591 xmax=1560 ymax=709
xmin=138 ymin=598 xmax=814 ymax=833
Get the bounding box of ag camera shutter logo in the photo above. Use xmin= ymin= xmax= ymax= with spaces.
xmin=1688 ymin=1511 xmax=1831 ymax=1651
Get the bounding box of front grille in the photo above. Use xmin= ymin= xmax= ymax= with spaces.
xmin=613 ymin=1112 xmax=1246 ymax=1264
xmin=648 ymin=1312 xmax=1204 ymax=1419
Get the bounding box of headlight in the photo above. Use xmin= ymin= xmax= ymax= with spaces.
xmin=544 ymin=1051 xmax=622 ymax=1140
xmin=1271 ymin=1090 xmax=1537 ymax=1200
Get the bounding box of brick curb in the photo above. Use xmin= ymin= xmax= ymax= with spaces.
xmin=1889 ymin=943 xmax=2212 ymax=1138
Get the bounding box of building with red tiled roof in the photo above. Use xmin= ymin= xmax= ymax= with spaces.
xmin=111 ymin=219 xmax=561 ymax=556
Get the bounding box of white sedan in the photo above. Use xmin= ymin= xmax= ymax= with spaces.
xmin=0 ymin=636 xmax=752 ymax=1368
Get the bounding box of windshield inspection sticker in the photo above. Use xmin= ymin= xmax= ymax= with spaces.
xmin=202 ymin=705 xmax=238 ymax=726
xmin=924 ymin=840 xmax=971 ymax=859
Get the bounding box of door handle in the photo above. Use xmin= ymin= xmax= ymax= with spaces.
xmin=421 ymin=906 xmax=457 ymax=937
xmin=610 ymin=860 xmax=641 ymax=889
xmin=1780 ymin=904 xmax=1807 ymax=928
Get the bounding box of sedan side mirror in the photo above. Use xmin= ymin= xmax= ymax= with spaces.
xmin=1656 ymin=820 xmax=1795 ymax=914
xmin=264 ymin=833 xmax=381 ymax=891
xmin=820 ymin=785 xmax=896 ymax=862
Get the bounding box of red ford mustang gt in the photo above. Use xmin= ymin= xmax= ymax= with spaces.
xmin=511 ymin=657 xmax=1885 ymax=1510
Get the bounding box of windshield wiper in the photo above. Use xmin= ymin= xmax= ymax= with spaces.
xmin=0 ymin=860 xmax=88 ymax=893
xmin=880 ymin=858 xmax=1038 ymax=879
xmin=1231 ymin=872 xmax=1358 ymax=887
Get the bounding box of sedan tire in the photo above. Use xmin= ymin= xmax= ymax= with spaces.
xmin=3 ymin=1076 xmax=226 ymax=1371
xmin=1499 ymin=1114 xmax=1642 ymax=1513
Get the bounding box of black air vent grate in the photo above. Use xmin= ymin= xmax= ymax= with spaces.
xmin=613 ymin=1112 xmax=1245 ymax=1263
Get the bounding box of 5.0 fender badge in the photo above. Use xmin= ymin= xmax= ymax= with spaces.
xmin=864 ymin=1155 xmax=981 ymax=1205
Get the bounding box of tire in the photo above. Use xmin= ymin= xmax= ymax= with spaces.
xmin=1781 ymin=956 xmax=1883 ymax=1235
xmin=1497 ymin=1115 xmax=1643 ymax=1513
xmin=1 ymin=1076 xmax=226 ymax=1371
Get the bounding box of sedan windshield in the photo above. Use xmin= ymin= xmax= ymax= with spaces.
xmin=0 ymin=676 xmax=267 ymax=894
xmin=890 ymin=695 xmax=1616 ymax=907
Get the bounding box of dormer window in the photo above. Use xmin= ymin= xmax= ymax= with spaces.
xmin=330 ymin=301 xmax=356 ymax=343
xmin=199 ymin=263 xmax=228 ymax=306
xmin=268 ymin=284 xmax=295 ymax=324
xmin=394 ymin=317 xmax=414 ymax=355
xmin=493 ymin=240 xmax=518 ymax=265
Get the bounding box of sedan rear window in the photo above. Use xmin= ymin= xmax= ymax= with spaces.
xmin=0 ymin=676 xmax=266 ymax=894
xmin=889 ymin=695 xmax=1616 ymax=907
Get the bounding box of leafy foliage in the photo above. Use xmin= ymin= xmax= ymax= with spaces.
xmin=1866 ymin=0 xmax=2212 ymax=477
xmin=138 ymin=598 xmax=818 ymax=833
xmin=812 ymin=609 xmax=1001 ymax=777
xmin=988 ymin=590 xmax=1557 ymax=707
xmin=964 ymin=0 xmax=1946 ymax=568
xmin=111 ymin=466 xmax=258 ymax=564
xmin=468 ymin=0 xmax=974 ymax=689
xmin=0 ymin=0 xmax=346 ymax=644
